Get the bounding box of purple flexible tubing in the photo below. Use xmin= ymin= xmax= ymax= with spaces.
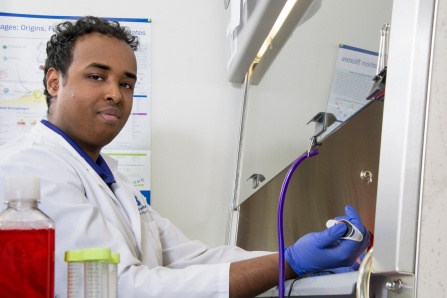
xmin=278 ymin=149 xmax=319 ymax=298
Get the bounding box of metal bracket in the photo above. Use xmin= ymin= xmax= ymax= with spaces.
xmin=247 ymin=173 xmax=265 ymax=189
xmin=307 ymin=112 xmax=337 ymax=149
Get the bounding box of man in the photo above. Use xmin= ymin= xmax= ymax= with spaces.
xmin=0 ymin=16 xmax=369 ymax=297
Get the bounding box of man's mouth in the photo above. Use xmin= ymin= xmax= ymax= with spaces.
xmin=98 ymin=108 xmax=122 ymax=123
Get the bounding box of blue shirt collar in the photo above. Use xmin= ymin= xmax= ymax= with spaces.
xmin=41 ymin=120 xmax=116 ymax=185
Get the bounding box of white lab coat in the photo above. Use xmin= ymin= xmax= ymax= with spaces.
xmin=0 ymin=122 xmax=269 ymax=298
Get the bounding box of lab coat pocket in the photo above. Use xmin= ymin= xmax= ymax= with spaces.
xmin=141 ymin=220 xmax=163 ymax=267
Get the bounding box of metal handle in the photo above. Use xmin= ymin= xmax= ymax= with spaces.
xmin=356 ymin=248 xmax=374 ymax=298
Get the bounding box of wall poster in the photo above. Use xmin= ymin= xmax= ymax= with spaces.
xmin=323 ymin=44 xmax=378 ymax=137
xmin=0 ymin=12 xmax=152 ymax=203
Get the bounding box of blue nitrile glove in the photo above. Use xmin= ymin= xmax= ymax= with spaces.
xmin=285 ymin=205 xmax=370 ymax=276
xmin=307 ymin=251 xmax=366 ymax=276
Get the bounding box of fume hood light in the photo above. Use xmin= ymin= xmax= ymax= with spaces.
xmin=255 ymin=0 xmax=298 ymax=63
xmin=226 ymin=0 xmax=320 ymax=83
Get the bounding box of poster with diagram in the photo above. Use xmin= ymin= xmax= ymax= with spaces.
xmin=0 ymin=12 xmax=152 ymax=203
xmin=323 ymin=44 xmax=379 ymax=137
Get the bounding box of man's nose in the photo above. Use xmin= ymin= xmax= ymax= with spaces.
xmin=105 ymin=83 xmax=122 ymax=103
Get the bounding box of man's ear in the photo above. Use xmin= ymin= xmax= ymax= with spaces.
xmin=46 ymin=68 xmax=60 ymax=97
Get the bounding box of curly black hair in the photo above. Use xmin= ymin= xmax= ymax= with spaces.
xmin=43 ymin=16 xmax=139 ymax=110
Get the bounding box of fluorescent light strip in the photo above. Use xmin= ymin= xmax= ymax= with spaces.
xmin=255 ymin=0 xmax=298 ymax=62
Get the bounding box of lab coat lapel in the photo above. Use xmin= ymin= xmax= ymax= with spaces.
xmin=103 ymin=155 xmax=143 ymax=251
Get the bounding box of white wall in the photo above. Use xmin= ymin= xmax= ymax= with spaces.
xmin=417 ymin=0 xmax=447 ymax=295
xmin=1 ymin=0 xmax=242 ymax=247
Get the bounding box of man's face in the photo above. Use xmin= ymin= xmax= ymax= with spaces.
xmin=46 ymin=32 xmax=137 ymax=159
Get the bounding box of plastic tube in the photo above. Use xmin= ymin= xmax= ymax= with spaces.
xmin=82 ymin=248 xmax=111 ymax=298
xmin=108 ymin=253 xmax=120 ymax=298
xmin=277 ymin=149 xmax=319 ymax=298
xmin=65 ymin=250 xmax=84 ymax=298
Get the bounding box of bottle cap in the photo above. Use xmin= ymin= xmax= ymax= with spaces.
xmin=65 ymin=250 xmax=83 ymax=262
xmin=5 ymin=176 xmax=40 ymax=201
xmin=82 ymin=248 xmax=111 ymax=261
xmin=110 ymin=252 xmax=120 ymax=265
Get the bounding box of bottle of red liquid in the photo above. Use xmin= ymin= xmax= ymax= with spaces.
xmin=0 ymin=176 xmax=55 ymax=298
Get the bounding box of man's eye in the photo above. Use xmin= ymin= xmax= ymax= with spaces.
xmin=89 ymin=75 xmax=103 ymax=81
xmin=121 ymin=82 xmax=134 ymax=90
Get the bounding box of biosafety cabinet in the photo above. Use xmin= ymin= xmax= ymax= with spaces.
xmin=225 ymin=0 xmax=446 ymax=297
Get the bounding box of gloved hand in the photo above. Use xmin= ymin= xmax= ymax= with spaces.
xmin=285 ymin=205 xmax=370 ymax=276
xmin=307 ymin=251 xmax=366 ymax=277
